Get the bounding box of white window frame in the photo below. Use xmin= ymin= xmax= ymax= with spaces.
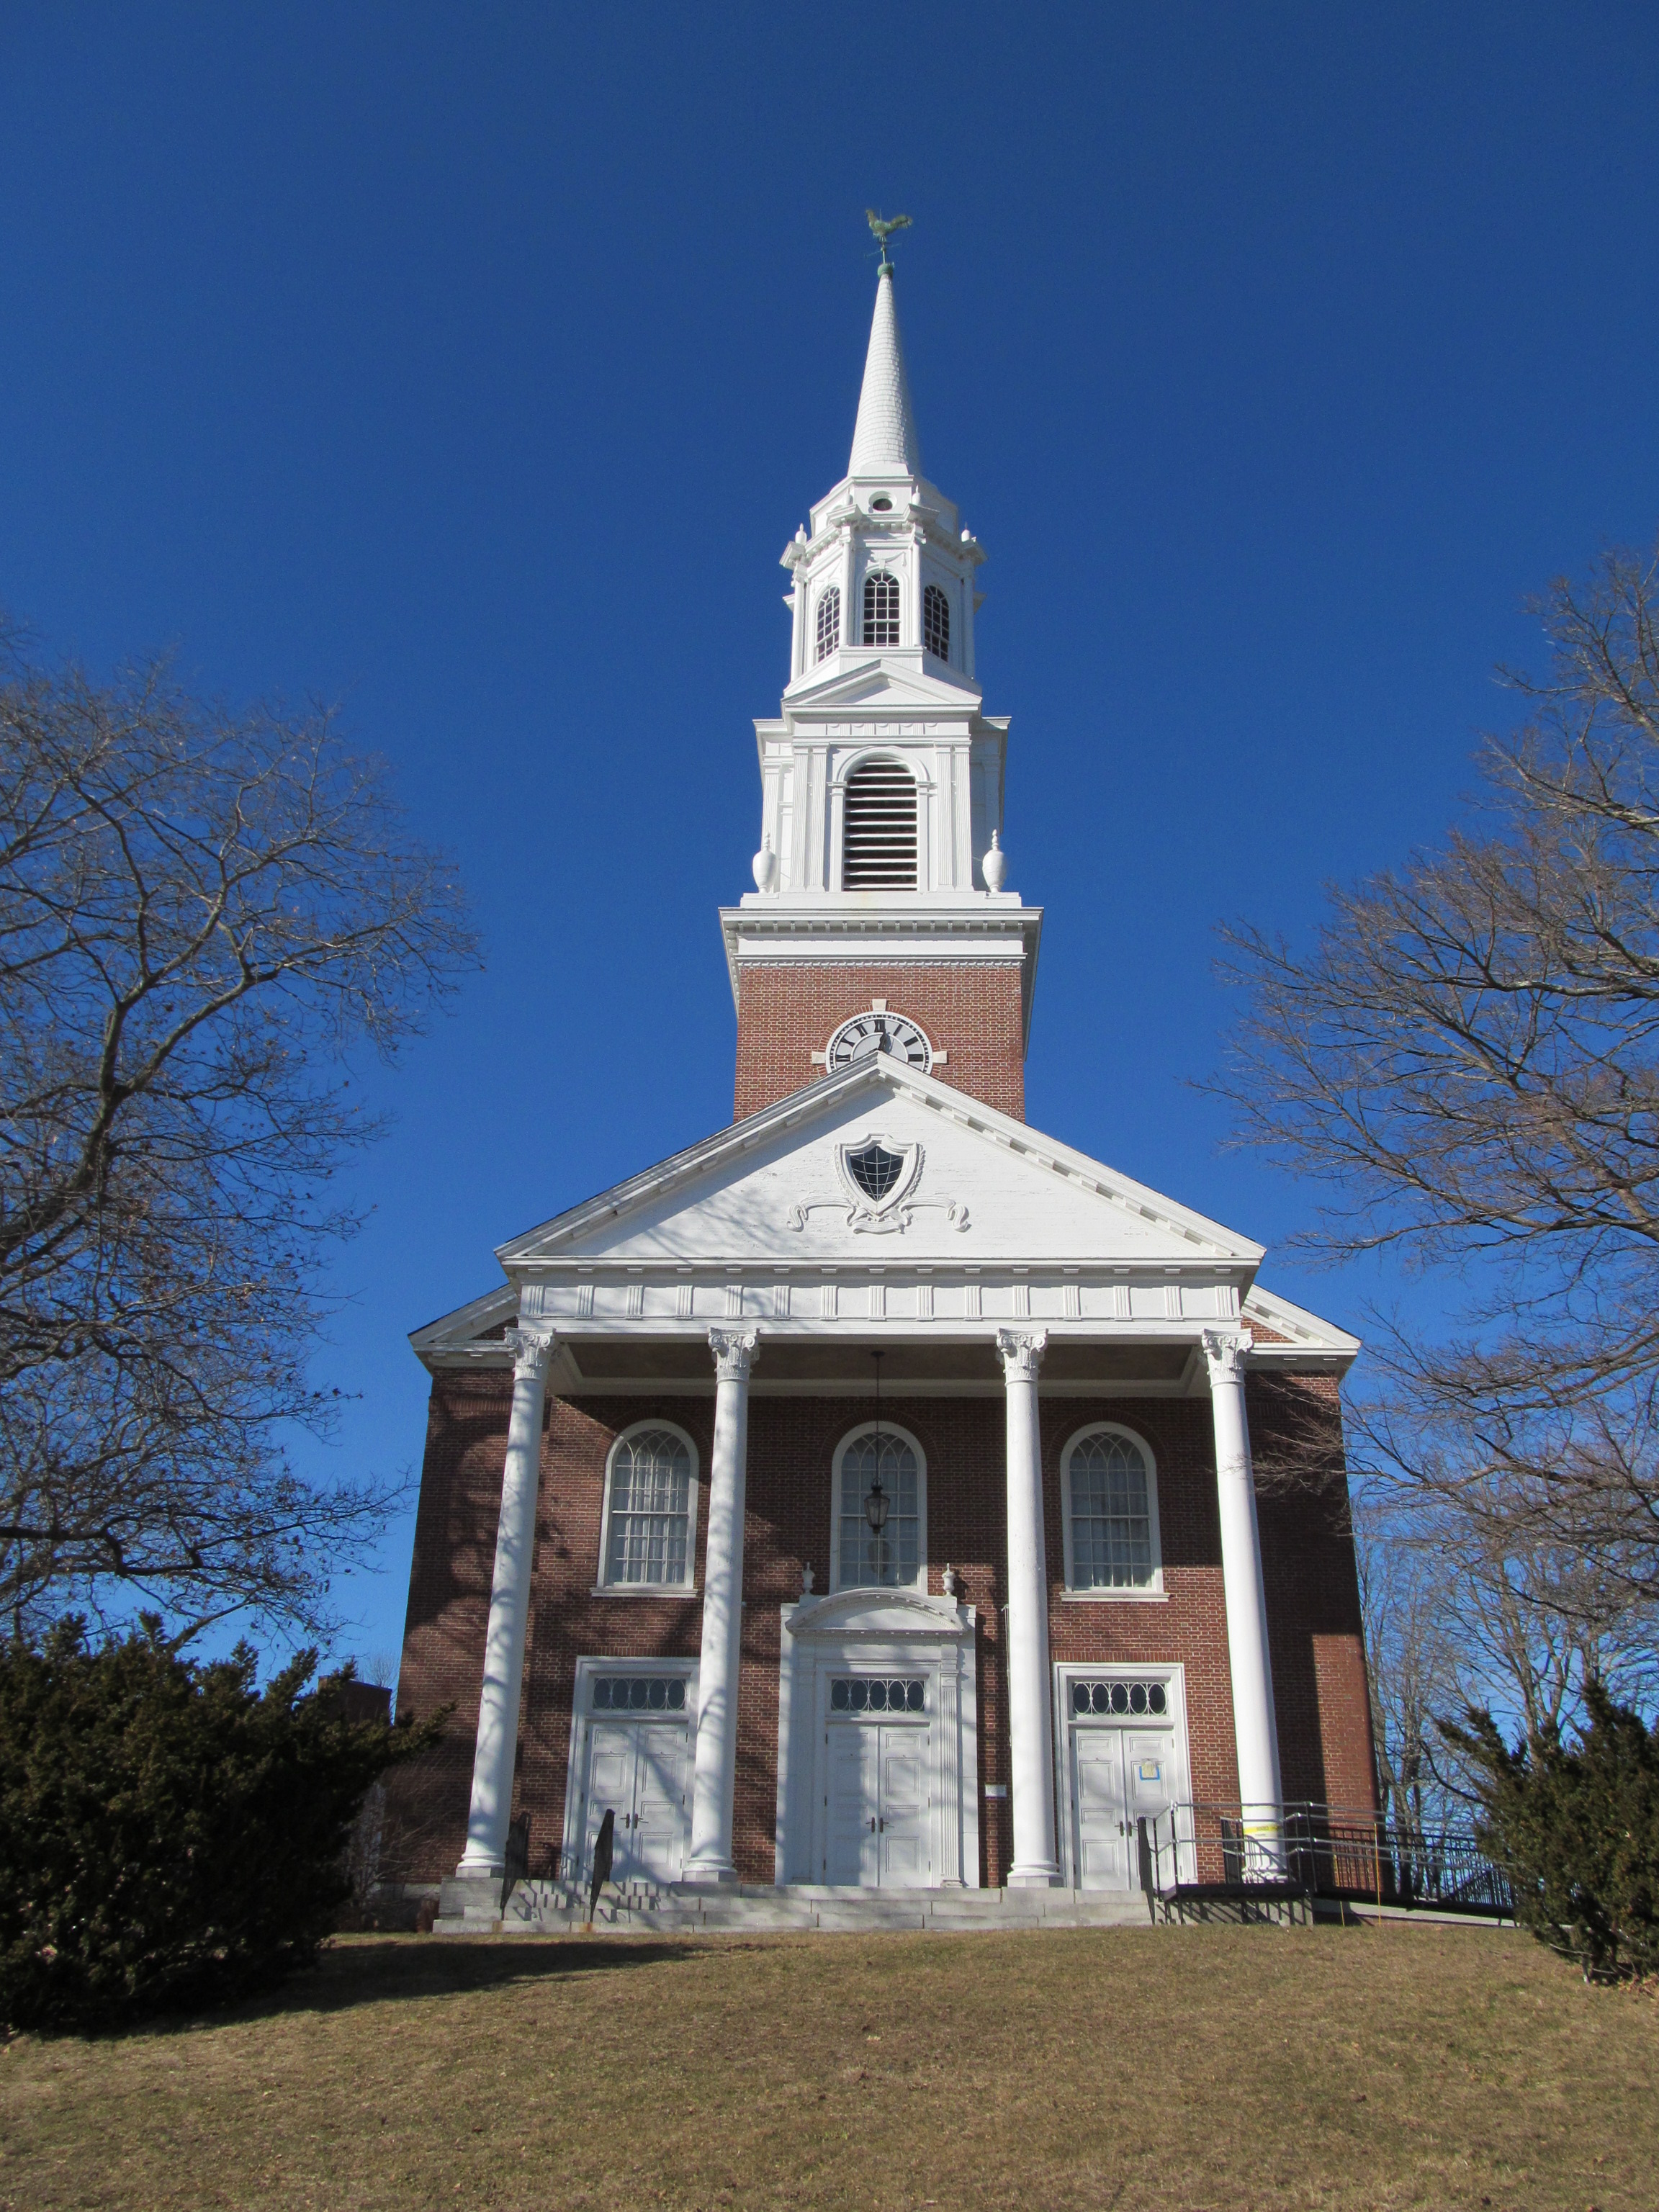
xmin=815 ymin=582 xmax=841 ymax=661
xmin=594 ymin=1419 xmax=701 ymax=1595
xmin=829 ymin=1419 xmax=928 ymax=1593
xmin=1059 ymin=1421 xmax=1166 ymax=1601
xmin=922 ymin=579 xmax=950 ymax=664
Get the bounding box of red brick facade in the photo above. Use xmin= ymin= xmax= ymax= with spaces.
xmin=732 ymin=961 xmax=1027 ymax=1120
xmin=389 ymin=1368 xmax=1377 ymax=1884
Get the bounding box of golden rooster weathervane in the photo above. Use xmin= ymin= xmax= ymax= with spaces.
xmin=866 ymin=208 xmax=913 ymax=272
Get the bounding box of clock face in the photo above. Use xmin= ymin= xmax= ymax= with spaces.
xmin=827 ymin=1010 xmax=933 ymax=1072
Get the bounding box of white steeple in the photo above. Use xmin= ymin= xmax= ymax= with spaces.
xmin=848 ymin=266 xmax=922 ymax=477
xmin=720 ymin=230 xmax=1041 ymax=1044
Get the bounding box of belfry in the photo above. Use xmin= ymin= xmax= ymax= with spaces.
xmin=396 ymin=238 xmax=1377 ymax=1924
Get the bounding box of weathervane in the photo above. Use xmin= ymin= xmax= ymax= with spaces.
xmin=866 ymin=208 xmax=912 ymax=273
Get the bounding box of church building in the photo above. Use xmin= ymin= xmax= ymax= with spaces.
xmin=395 ymin=245 xmax=1376 ymax=1913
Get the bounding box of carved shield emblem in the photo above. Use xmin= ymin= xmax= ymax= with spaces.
xmin=835 ymin=1135 xmax=923 ymax=1220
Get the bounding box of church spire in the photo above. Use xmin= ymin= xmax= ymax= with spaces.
xmin=848 ymin=256 xmax=921 ymax=477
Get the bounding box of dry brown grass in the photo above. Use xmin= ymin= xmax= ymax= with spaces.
xmin=0 ymin=1922 xmax=1653 ymax=2211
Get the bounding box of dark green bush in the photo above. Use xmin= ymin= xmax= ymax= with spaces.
xmin=1444 ymin=1680 xmax=1659 ymax=1983
xmin=0 ymin=1617 xmax=442 ymax=2033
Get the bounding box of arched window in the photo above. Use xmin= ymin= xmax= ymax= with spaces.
xmin=1061 ymin=1426 xmax=1163 ymax=1595
xmin=832 ymin=1423 xmax=926 ymax=1589
xmin=923 ymin=583 xmax=950 ymax=662
xmin=841 ymin=757 xmax=917 ymax=889
xmin=815 ymin=585 xmax=841 ymax=662
xmin=600 ymin=1422 xmax=698 ymax=1588
xmin=862 ymin=569 xmax=900 ymax=647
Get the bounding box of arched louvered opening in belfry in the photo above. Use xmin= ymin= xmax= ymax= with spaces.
xmin=923 ymin=583 xmax=950 ymax=662
xmin=815 ymin=584 xmax=841 ymax=662
xmin=862 ymin=569 xmax=900 ymax=647
xmin=841 ymin=757 xmax=918 ymax=889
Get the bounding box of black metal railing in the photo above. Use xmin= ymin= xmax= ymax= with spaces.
xmin=1138 ymin=1801 xmax=1512 ymax=1920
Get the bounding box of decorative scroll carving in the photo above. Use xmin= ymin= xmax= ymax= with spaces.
xmin=504 ymin=1328 xmax=557 ymax=1383
xmin=785 ymin=1197 xmax=969 ymax=1236
xmin=1200 ymin=1328 xmax=1254 ymax=1385
xmin=995 ymin=1327 xmax=1048 ymax=1383
xmin=708 ymin=1326 xmax=761 ymax=1382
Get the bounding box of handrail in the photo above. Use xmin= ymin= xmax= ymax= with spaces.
xmin=1137 ymin=1799 xmax=1511 ymax=1919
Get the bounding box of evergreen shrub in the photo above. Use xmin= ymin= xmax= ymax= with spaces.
xmin=0 ymin=1618 xmax=442 ymax=2033
xmin=1444 ymin=1681 xmax=1659 ymax=1982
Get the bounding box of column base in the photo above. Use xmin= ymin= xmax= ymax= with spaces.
xmin=455 ymin=1852 xmax=505 ymax=1881
xmin=680 ymin=1861 xmax=740 ymax=1887
xmin=1007 ymin=1866 xmax=1062 ymax=1889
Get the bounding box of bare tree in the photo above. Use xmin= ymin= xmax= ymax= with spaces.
xmin=1217 ymin=543 xmax=1659 ymax=1607
xmin=0 ymin=629 xmax=477 ymax=1637
xmin=1356 ymin=1478 xmax=1655 ymax=1835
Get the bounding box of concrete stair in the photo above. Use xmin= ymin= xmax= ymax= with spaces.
xmin=434 ymin=1879 xmax=1159 ymax=1936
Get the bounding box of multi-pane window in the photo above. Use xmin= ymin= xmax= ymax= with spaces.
xmin=841 ymin=759 xmax=917 ymax=888
xmin=923 ymin=583 xmax=950 ymax=662
xmin=1066 ymin=1430 xmax=1157 ymax=1590
xmin=1071 ymin=1678 xmax=1168 ymax=1717
xmin=816 ymin=584 xmax=841 ymax=661
xmin=837 ymin=1431 xmax=921 ymax=1588
xmin=593 ymin=1675 xmax=688 ymax=1712
xmin=862 ymin=570 xmax=900 ymax=646
xmin=831 ymin=1677 xmax=925 ymax=1714
xmin=605 ymin=1426 xmax=694 ymax=1586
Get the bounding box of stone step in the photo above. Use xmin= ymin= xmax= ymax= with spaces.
xmin=475 ymin=1879 xmax=1161 ymax=1937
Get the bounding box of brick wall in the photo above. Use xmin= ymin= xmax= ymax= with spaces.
xmin=388 ymin=1367 xmax=1377 ymax=1884
xmin=733 ymin=961 xmax=1027 ymax=1120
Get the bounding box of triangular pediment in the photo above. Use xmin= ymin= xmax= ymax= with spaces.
xmin=495 ymin=1058 xmax=1263 ymax=1272
xmin=782 ymin=654 xmax=981 ymax=714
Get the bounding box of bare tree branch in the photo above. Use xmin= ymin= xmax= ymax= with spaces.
xmin=0 ymin=626 xmax=480 ymax=1635
xmin=1214 ymin=543 xmax=1659 ymax=1603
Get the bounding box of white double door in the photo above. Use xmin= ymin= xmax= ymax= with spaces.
xmin=582 ymin=1719 xmax=691 ymax=1886
xmin=825 ymin=1721 xmax=932 ymax=1887
xmin=1071 ymin=1725 xmax=1175 ymax=1889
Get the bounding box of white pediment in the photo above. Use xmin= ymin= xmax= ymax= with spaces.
xmin=783 ymin=1586 xmax=973 ymax=1642
xmin=495 ymin=1058 xmax=1263 ymax=1273
xmin=782 ymin=656 xmax=981 ymax=714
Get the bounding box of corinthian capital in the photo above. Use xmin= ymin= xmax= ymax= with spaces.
xmin=505 ymin=1327 xmax=557 ymax=1383
xmin=1200 ymin=1328 xmax=1254 ymax=1385
xmin=995 ymin=1326 xmax=1048 ymax=1383
xmin=708 ymin=1326 xmax=761 ymax=1382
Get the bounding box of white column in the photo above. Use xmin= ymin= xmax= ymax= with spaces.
xmin=1202 ymin=1329 xmax=1284 ymax=1835
xmin=685 ymin=1325 xmax=760 ymax=1884
xmin=997 ymin=1326 xmax=1061 ymax=1887
xmin=456 ymin=1327 xmax=556 ymax=1879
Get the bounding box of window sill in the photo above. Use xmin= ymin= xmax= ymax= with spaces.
xmin=1060 ymin=1588 xmax=1169 ymax=1604
xmin=589 ymin=1584 xmax=698 ymax=1599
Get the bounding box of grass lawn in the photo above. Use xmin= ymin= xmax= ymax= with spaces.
xmin=0 ymin=1923 xmax=1653 ymax=2211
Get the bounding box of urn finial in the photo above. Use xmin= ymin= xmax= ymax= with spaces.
xmin=982 ymin=830 xmax=1007 ymax=893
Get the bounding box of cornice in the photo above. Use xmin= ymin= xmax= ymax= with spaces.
xmin=719 ymin=902 xmax=1044 ymax=1041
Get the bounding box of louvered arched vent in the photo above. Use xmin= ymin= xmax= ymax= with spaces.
xmin=842 ymin=759 xmax=918 ymax=889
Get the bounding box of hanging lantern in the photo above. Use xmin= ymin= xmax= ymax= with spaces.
xmin=865 ymin=1346 xmax=890 ymax=1539
xmin=864 ymin=1470 xmax=891 ymax=1534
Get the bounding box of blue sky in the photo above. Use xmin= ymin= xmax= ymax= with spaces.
xmin=4 ymin=5 xmax=1658 ymax=1668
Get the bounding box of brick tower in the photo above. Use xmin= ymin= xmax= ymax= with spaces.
xmin=721 ymin=250 xmax=1041 ymax=1123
